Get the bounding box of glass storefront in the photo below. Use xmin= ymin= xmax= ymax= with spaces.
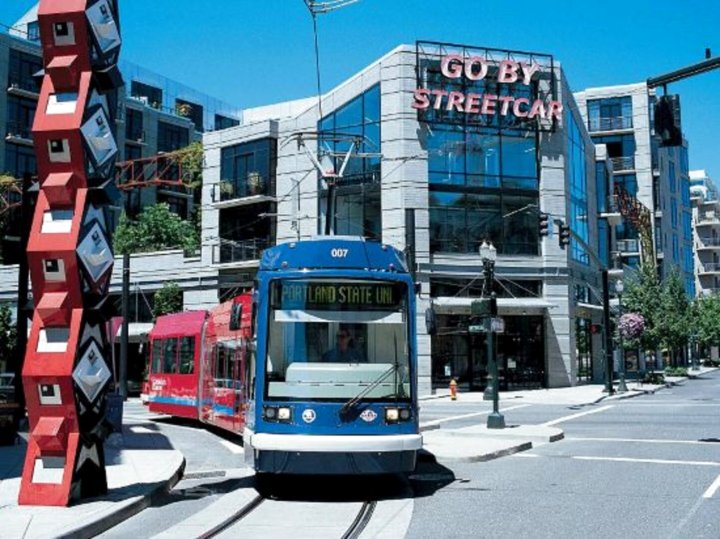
xmin=431 ymin=315 xmax=545 ymax=391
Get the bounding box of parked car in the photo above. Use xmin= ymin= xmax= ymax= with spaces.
xmin=0 ymin=372 xmax=19 ymax=445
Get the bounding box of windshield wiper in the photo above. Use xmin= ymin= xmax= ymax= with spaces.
xmin=339 ymin=364 xmax=397 ymax=419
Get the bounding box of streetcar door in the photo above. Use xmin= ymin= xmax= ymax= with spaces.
xmin=199 ymin=341 xmax=214 ymax=423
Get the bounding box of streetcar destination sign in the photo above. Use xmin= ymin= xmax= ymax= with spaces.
xmin=275 ymin=281 xmax=402 ymax=310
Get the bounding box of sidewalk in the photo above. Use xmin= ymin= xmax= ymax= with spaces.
xmin=420 ymin=366 xmax=717 ymax=464
xmin=0 ymin=424 xmax=184 ymax=539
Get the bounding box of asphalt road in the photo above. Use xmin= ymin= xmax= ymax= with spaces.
xmin=101 ymin=371 xmax=720 ymax=538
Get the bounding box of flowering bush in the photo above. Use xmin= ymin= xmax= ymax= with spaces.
xmin=618 ymin=313 xmax=646 ymax=340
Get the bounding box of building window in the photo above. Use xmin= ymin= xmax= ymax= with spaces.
xmin=215 ymin=114 xmax=240 ymax=130
xmin=125 ymin=107 xmax=144 ymax=142
xmin=8 ymin=49 xmax=42 ymax=93
xmin=175 ymin=98 xmax=204 ymax=132
xmin=567 ymin=108 xmax=589 ymax=265
xmin=318 ymin=85 xmax=381 ymax=238
xmin=615 ymin=174 xmax=638 ymax=197
xmin=130 ymin=80 xmax=163 ymax=108
xmin=26 ymin=21 xmax=40 ymax=42
xmin=596 ymin=162 xmax=608 ymax=213
xmin=220 ymin=138 xmax=276 ymax=200
xmin=4 ymin=144 xmax=36 ymax=178
xmin=157 ymin=192 xmax=189 ymax=219
xmin=587 ymin=96 xmax=632 ymax=131
xmin=6 ymin=95 xmax=36 ymax=140
xmin=124 ymin=144 xmax=142 ymax=162
xmin=672 ymin=234 xmax=679 ymax=261
xmin=430 ymin=278 xmax=541 ymax=298
xmin=671 ymin=198 xmax=678 ymax=229
xmin=157 ymin=121 xmax=189 ymax=152
xmin=668 ymin=161 xmax=676 ymax=193
xmin=681 ymin=178 xmax=690 ymax=206
xmin=682 ymin=211 xmax=692 ymax=240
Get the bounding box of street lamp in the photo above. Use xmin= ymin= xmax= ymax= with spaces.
xmin=479 ymin=240 xmax=504 ymax=429
xmin=616 ymin=279 xmax=628 ymax=393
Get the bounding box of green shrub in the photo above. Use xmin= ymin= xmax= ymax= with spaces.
xmin=664 ymin=366 xmax=688 ymax=377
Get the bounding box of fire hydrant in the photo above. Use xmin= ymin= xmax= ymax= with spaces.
xmin=449 ymin=378 xmax=458 ymax=401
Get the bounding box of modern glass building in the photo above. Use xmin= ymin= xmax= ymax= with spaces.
xmin=204 ymin=43 xmax=604 ymax=394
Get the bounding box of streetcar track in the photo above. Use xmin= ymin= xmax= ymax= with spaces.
xmin=342 ymin=500 xmax=377 ymax=539
xmin=200 ymin=494 xmax=265 ymax=539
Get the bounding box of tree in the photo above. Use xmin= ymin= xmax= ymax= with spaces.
xmin=656 ymin=269 xmax=690 ymax=364
xmin=692 ymin=293 xmax=720 ymax=349
xmin=113 ymin=203 xmax=199 ymax=255
xmin=0 ymin=304 xmax=17 ymax=373
xmin=621 ymin=263 xmax=663 ymax=353
xmin=153 ymin=282 xmax=183 ymax=319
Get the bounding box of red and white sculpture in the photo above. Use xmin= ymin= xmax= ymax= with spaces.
xmin=19 ymin=0 xmax=122 ymax=506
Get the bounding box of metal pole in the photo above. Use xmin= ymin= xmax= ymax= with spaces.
xmin=486 ymin=259 xmax=504 ymax=429
xmin=482 ymin=258 xmax=493 ymax=401
xmin=324 ymin=180 xmax=336 ymax=236
xmin=617 ymin=291 xmax=628 ymax=393
xmin=602 ymin=269 xmax=614 ymax=395
xmin=119 ymin=252 xmax=130 ymax=399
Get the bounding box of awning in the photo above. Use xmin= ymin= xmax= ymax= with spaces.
xmin=432 ymin=296 xmax=556 ymax=315
xmin=113 ymin=322 xmax=154 ymax=343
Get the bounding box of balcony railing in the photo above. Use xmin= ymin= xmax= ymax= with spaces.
xmin=699 ymin=262 xmax=720 ymax=273
xmin=5 ymin=121 xmax=33 ymax=142
xmin=696 ymin=211 xmax=720 ymax=224
xmin=609 ymin=156 xmax=635 ymax=172
xmin=697 ymin=237 xmax=720 ymax=247
xmin=213 ymin=238 xmax=271 ymax=264
xmin=8 ymin=75 xmax=40 ymax=95
xmin=588 ymin=116 xmax=633 ymax=132
xmin=616 ymin=239 xmax=639 ymax=253
xmin=214 ymin=177 xmax=275 ymax=202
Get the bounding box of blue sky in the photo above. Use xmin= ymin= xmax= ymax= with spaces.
xmin=2 ymin=0 xmax=719 ymax=180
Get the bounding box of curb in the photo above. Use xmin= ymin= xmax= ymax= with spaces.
xmin=57 ymin=456 xmax=186 ymax=539
xmin=431 ymin=441 xmax=533 ymax=464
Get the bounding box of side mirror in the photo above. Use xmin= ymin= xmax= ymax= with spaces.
xmin=425 ymin=306 xmax=437 ymax=335
xmin=229 ymin=302 xmax=242 ymax=331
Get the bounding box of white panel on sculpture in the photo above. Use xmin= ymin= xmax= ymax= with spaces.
xmin=86 ymin=1 xmax=121 ymax=54
xmin=38 ymin=383 xmax=62 ymax=405
xmin=43 ymin=258 xmax=66 ymax=282
xmin=46 ymin=93 xmax=79 ymax=115
xmin=41 ymin=210 xmax=73 ymax=234
xmin=80 ymin=109 xmax=117 ymax=167
xmin=72 ymin=341 xmax=111 ymax=403
xmin=32 ymin=457 xmax=65 ymax=484
xmin=52 ymin=21 xmax=75 ymax=46
xmin=76 ymin=223 xmax=113 ymax=283
xmin=37 ymin=327 xmax=70 ymax=353
xmin=47 ymin=139 xmax=71 ymax=163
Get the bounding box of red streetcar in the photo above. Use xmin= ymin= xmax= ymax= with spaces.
xmin=147 ymin=293 xmax=253 ymax=434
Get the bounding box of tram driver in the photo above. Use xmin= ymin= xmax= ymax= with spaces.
xmin=322 ymin=327 xmax=364 ymax=363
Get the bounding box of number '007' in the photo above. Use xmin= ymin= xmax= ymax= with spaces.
xmin=331 ymin=248 xmax=348 ymax=258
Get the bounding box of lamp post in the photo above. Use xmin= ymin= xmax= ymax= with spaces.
xmin=479 ymin=240 xmax=505 ymax=429
xmin=690 ymin=333 xmax=699 ymax=371
xmin=616 ymin=279 xmax=628 ymax=393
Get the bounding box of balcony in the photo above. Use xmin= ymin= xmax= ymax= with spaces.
xmin=698 ymin=262 xmax=720 ymax=274
xmin=588 ymin=116 xmax=633 ymax=133
xmin=5 ymin=122 xmax=33 ymax=145
xmin=697 ymin=237 xmax=720 ymax=249
xmin=609 ymin=156 xmax=635 ymax=172
xmin=213 ymin=238 xmax=270 ymax=265
xmin=616 ymin=239 xmax=639 ymax=253
xmin=7 ymin=77 xmax=40 ymax=99
xmin=211 ymin=175 xmax=275 ymax=208
xmin=696 ymin=211 xmax=720 ymax=226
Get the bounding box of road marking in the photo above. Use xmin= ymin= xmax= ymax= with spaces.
xmin=129 ymin=426 xmax=154 ymax=434
xmin=220 ymin=440 xmax=244 ymax=454
xmin=703 ymin=474 xmax=720 ymax=498
xmin=512 ymin=453 xmax=539 ymax=458
xmin=572 ymin=456 xmax=720 ymax=467
xmin=419 ymin=404 xmax=530 ymax=428
xmin=541 ymin=405 xmax=613 ymax=426
xmin=568 ymin=437 xmax=718 ymax=445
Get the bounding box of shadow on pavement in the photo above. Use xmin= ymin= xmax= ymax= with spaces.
xmin=406 ymin=449 xmax=456 ymax=498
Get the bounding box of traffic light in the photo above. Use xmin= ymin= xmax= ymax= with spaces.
xmin=654 ymin=95 xmax=683 ymax=147
xmin=538 ymin=212 xmax=550 ymax=237
xmin=558 ymin=222 xmax=571 ymax=249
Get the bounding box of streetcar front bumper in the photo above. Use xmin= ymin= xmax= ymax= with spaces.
xmin=244 ymin=430 xmax=422 ymax=474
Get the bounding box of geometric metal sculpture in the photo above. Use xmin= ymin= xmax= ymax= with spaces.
xmin=19 ymin=0 xmax=122 ymax=506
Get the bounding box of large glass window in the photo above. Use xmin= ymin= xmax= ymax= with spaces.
xmin=669 ymin=161 xmax=676 ymax=193
xmin=130 ymin=80 xmax=162 ymax=107
xmin=6 ymin=95 xmax=36 ymax=140
xmin=567 ymin=109 xmax=589 ymax=265
xmin=587 ymin=97 xmax=632 ymax=131
xmin=157 ymin=122 xmax=189 ymax=152
xmin=318 ymin=85 xmax=381 ymax=237
xmin=126 ymin=107 xmax=144 ymax=142
xmin=220 ymin=138 xmax=276 ymax=200
xmin=179 ymin=337 xmax=195 ymax=374
xmin=265 ymin=279 xmax=411 ymax=401
xmin=4 ymin=144 xmax=36 ymax=178
xmin=8 ymin=49 xmax=42 ymax=93
xmin=175 ymin=98 xmax=204 ymax=132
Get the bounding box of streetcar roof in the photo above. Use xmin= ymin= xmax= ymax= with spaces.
xmin=150 ymin=310 xmax=207 ymax=339
xmin=260 ymin=237 xmax=409 ymax=273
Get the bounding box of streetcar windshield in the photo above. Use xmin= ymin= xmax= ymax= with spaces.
xmin=265 ymin=279 xmax=411 ymax=401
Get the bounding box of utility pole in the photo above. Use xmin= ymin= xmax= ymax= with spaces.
xmin=119 ymin=252 xmax=130 ymax=399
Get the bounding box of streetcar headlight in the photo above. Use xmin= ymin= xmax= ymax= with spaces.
xmin=385 ymin=408 xmax=400 ymax=422
xmin=399 ymin=408 xmax=412 ymax=421
xmin=263 ymin=406 xmax=277 ymax=420
xmin=277 ymin=407 xmax=292 ymax=422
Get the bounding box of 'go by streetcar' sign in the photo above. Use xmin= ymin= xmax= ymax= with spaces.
xmin=414 ymin=41 xmax=560 ymax=131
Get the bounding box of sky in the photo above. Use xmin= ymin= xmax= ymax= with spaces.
xmin=1 ymin=0 xmax=719 ymax=180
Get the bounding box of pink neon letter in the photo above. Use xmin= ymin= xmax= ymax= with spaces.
xmin=481 ymin=94 xmax=498 ymax=115
xmin=497 ymin=60 xmax=519 ymax=84
xmin=498 ymin=95 xmax=514 ymax=116
xmin=528 ymin=99 xmax=547 ymax=120
xmin=465 ymin=93 xmax=481 ymax=114
xmin=412 ymin=88 xmax=431 ymax=110
xmin=520 ymin=62 xmax=541 ymax=85
xmin=464 ymin=57 xmax=488 ymax=81
xmin=441 ymin=54 xmax=464 ymax=78
xmin=446 ymin=91 xmax=465 ymax=111
xmin=513 ymin=98 xmax=530 ymax=117
xmin=547 ymin=101 xmax=563 ymax=121
xmin=431 ymin=89 xmax=449 ymax=110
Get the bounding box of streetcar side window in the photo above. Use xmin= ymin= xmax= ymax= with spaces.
xmin=162 ymin=338 xmax=179 ymax=374
xmin=179 ymin=336 xmax=195 ymax=374
xmin=215 ymin=343 xmax=229 ymax=388
xmin=151 ymin=339 xmax=162 ymax=374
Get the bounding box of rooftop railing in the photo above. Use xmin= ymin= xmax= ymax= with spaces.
xmin=588 ymin=116 xmax=633 ymax=132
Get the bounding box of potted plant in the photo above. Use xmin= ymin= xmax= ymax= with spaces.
xmin=247 ymin=171 xmax=264 ymax=195
xmin=218 ymin=180 xmax=234 ymax=198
